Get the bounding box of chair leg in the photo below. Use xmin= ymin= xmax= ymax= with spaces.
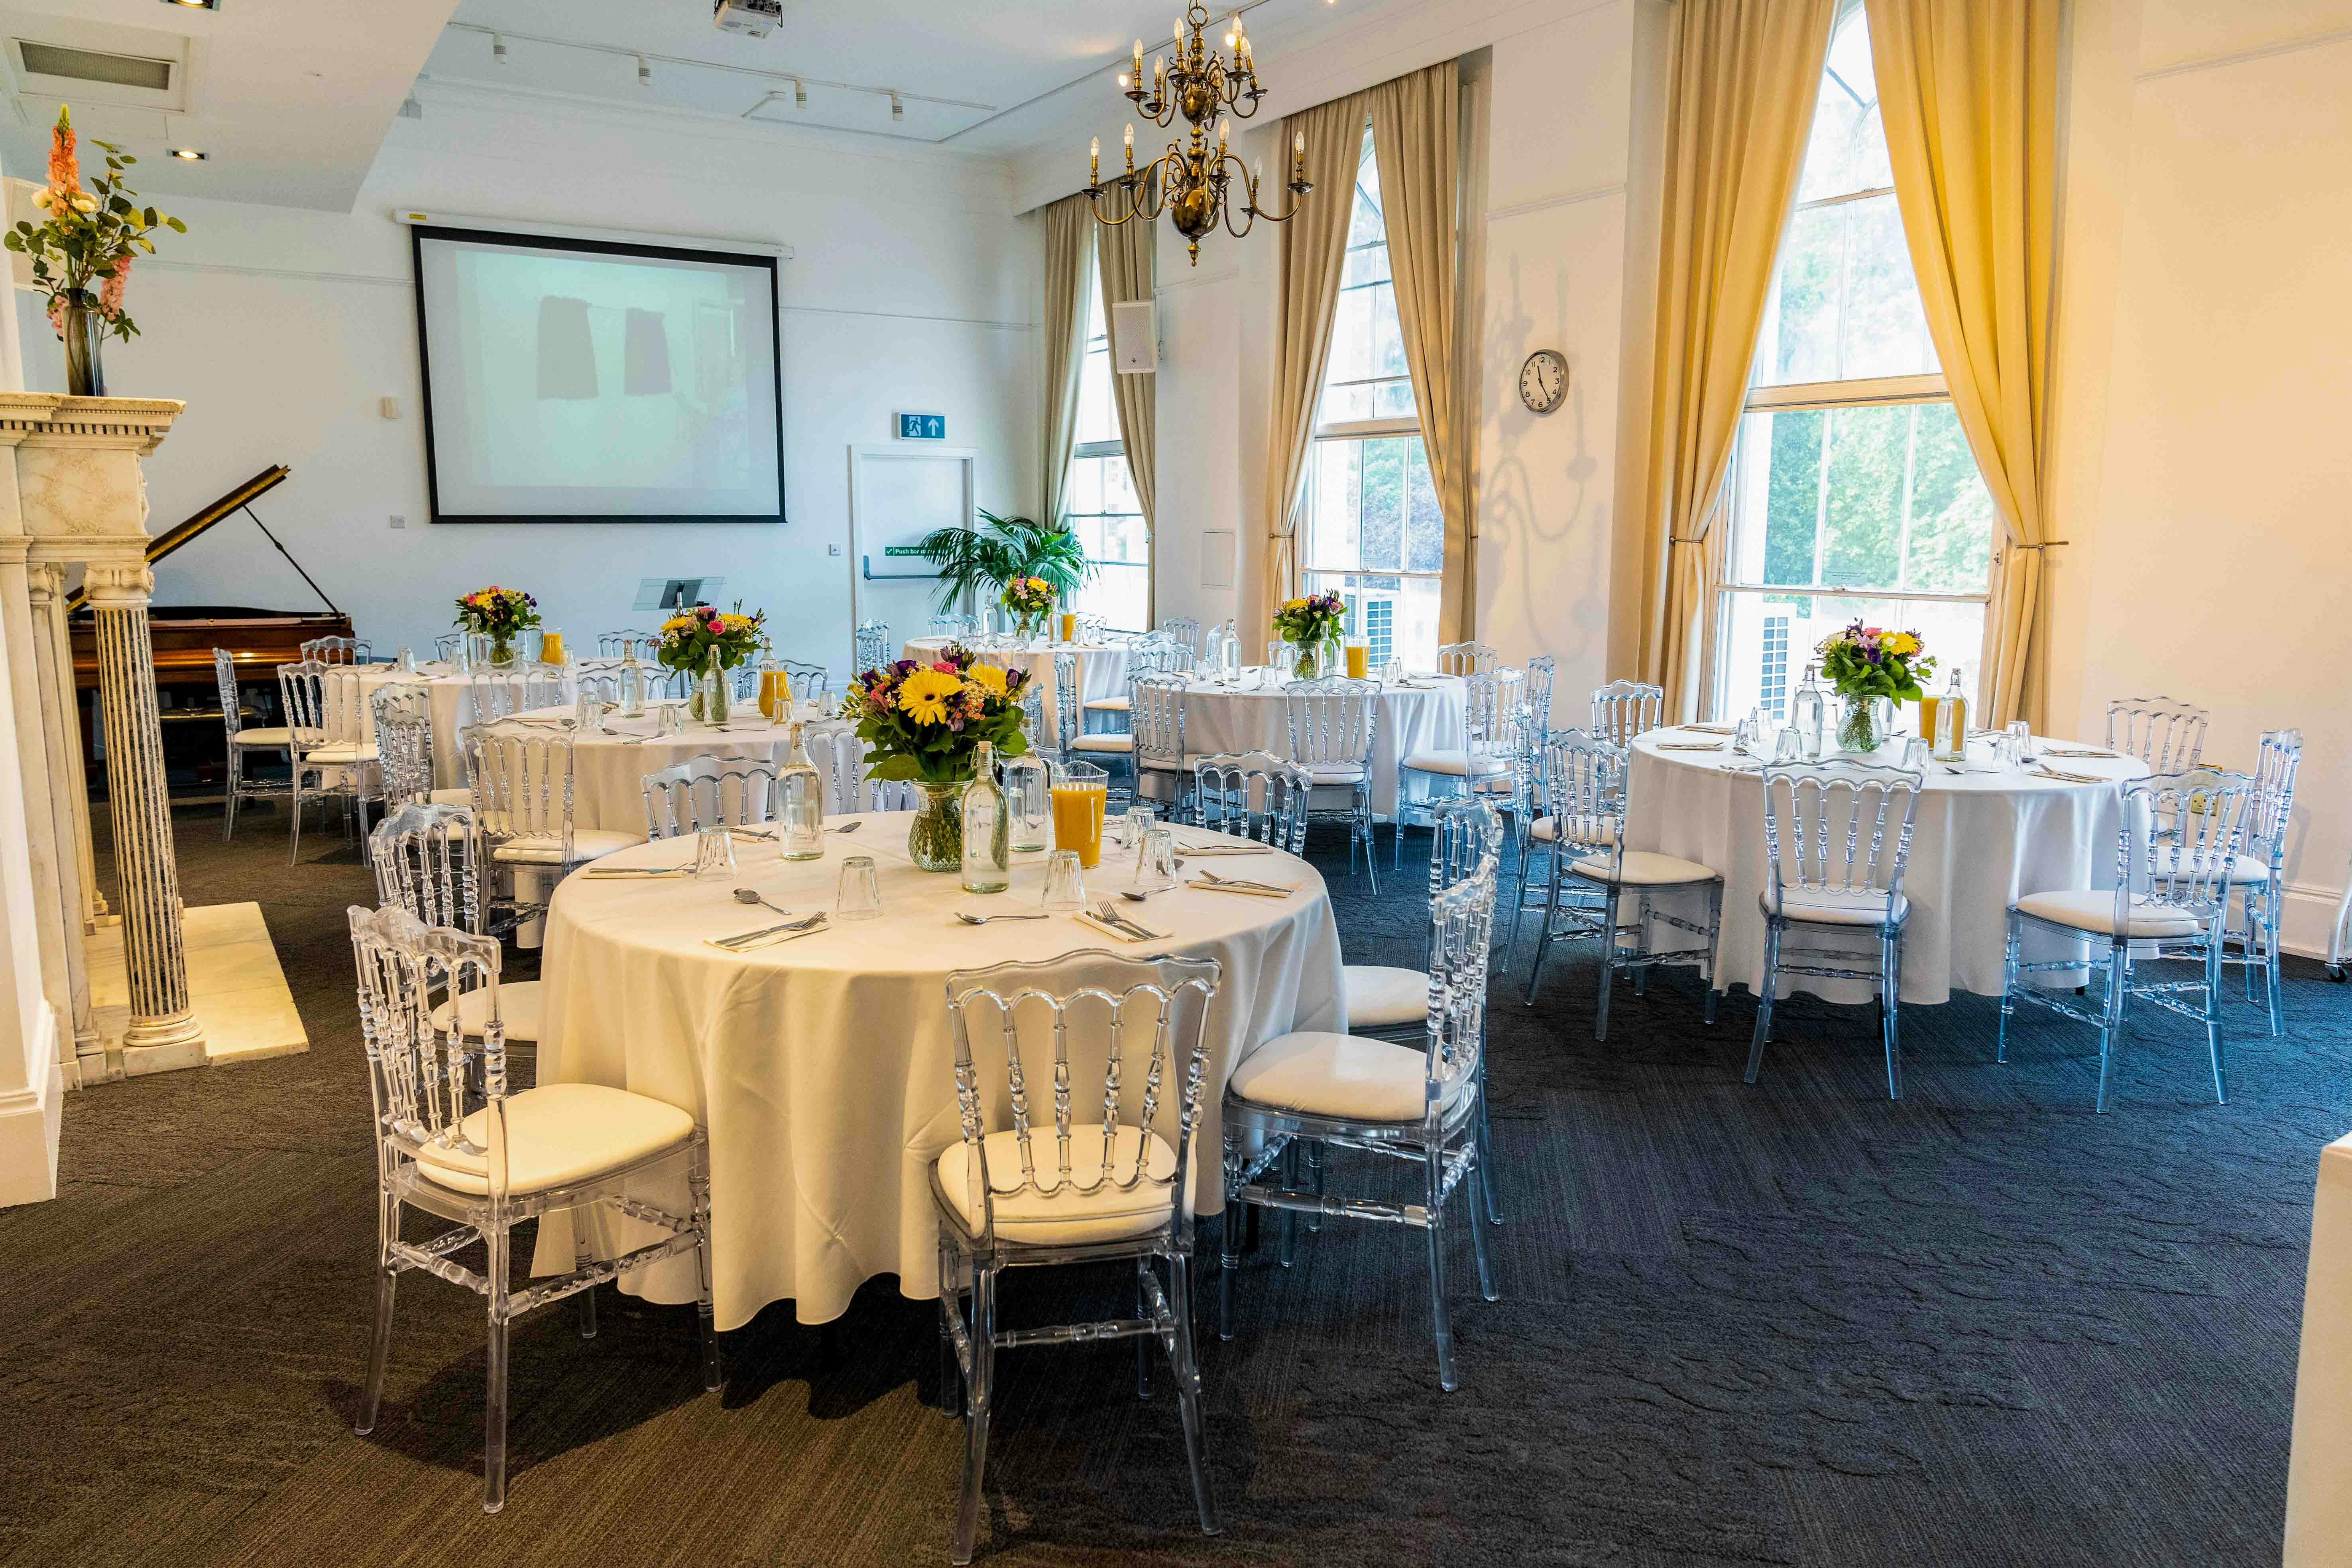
xmin=1745 ymin=920 xmax=1782 ymax=1084
xmin=951 ymin=1264 xmax=996 ymax=1566
xmin=1703 ymin=881 xmax=1723 ymax=1025
xmin=482 ymin=1226 xmax=511 ymax=1514
xmin=1632 ymin=891 xmax=1651 ymax=997
xmin=1998 ymin=914 xmax=2020 ymax=1064
xmin=572 ymin=1230 xmax=598 ymax=1340
xmin=1304 ymin=1139 xmax=1325 ymax=1234
xmin=1424 ymin=1145 xmax=1455 ymax=1392
xmin=1277 ymin=1140 xmax=1298 ymax=1269
xmin=1593 ymin=886 xmax=1618 ymax=1043
xmin=1467 ymin=1149 xmax=1498 ymax=1303
xmin=2094 ymin=940 xmax=2129 ymax=1114
xmin=936 ymin=1237 xmax=963 ymax=1418
xmin=2262 ymin=887 xmax=2285 ymax=1037
xmin=690 ymin=1159 xmax=721 ymax=1391
xmin=355 ymin=1193 xmax=400 ymax=1435
xmin=1477 ymin=1046 xmax=1502 ymax=1226
xmin=1166 ymin=1253 xmax=1220 ymax=1537
xmin=1360 ymin=795 xmax=1379 ymax=895
xmin=286 ymin=770 xmax=305 ymax=866
xmin=1217 ymin=1131 xmax=1240 ymax=1342
xmin=1135 ymin=1257 xmax=1154 ymax=1399
xmin=2205 ymin=934 xmax=2229 ymax=1106
xmin=222 ymin=752 xmax=240 ymax=841
xmin=1880 ymin=931 xmax=1903 ymax=1102
xmin=1524 ymin=854 xmax=1562 ymax=1006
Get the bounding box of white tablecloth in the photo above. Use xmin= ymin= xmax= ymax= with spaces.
xmin=1172 ymin=673 xmax=1466 ymax=818
xmin=2287 ymin=1130 xmax=2352 ymax=1566
xmin=325 ymin=663 xmax=577 ymax=791
xmin=509 ymin=701 xmax=842 ymax=834
xmin=900 ymin=638 xmax=1130 ymax=739
xmin=531 ymin=811 xmax=1346 ymax=1326
xmin=1622 ymin=729 xmax=2149 ymax=1005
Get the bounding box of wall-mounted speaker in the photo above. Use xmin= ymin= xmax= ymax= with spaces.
xmin=1110 ymin=299 xmax=1158 ymax=374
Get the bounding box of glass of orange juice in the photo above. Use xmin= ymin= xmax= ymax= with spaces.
xmin=539 ymin=629 xmax=566 ymax=666
xmin=758 ymin=667 xmax=792 ymax=721
xmin=1343 ymin=636 xmax=1369 ymax=680
xmin=1050 ymin=760 xmax=1108 ymax=869
xmin=1058 ymin=610 xmax=1078 ymax=644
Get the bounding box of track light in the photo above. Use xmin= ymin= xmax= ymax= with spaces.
xmin=793 ymin=77 xmax=806 ymax=108
xmin=398 ymin=94 xmax=422 ymax=120
xmin=889 ymin=90 xmax=903 ymax=122
xmin=170 ymin=147 xmax=207 ymax=161
xmin=636 ymin=53 xmax=651 ymax=86
xmin=492 ymin=33 xmax=508 ymax=64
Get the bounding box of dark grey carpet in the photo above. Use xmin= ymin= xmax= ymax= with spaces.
xmin=0 ymin=801 xmax=2339 ymax=1566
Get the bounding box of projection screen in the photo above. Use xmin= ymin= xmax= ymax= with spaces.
xmin=411 ymin=225 xmax=784 ymax=524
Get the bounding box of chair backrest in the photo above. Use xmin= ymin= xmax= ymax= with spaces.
xmin=806 ymin=725 xmax=918 ymax=813
xmin=2106 ymin=695 xmax=2208 ymax=772
xmin=1157 ymin=617 xmax=1202 ymax=659
xmin=1284 ymin=676 xmax=1379 ymax=770
xmin=644 ymin=756 xmax=782 ymax=839
xmin=276 ymin=660 xmax=332 ymax=750
xmin=370 ymin=800 xmax=485 ymax=933
xmin=1052 ymin=651 xmax=1083 ymax=757
xmin=1428 ymin=791 xmax=1507 ymax=895
xmin=1537 ymin=728 xmax=1628 ymax=856
xmin=213 ymin=648 xmax=250 ymax=740
xmin=2248 ymin=728 xmax=2303 ymax=863
xmin=462 ymin=721 xmax=576 ymax=857
xmin=598 ymin=630 xmax=652 ymax=658
xmin=1461 ymin=669 xmax=1501 ymax=754
xmin=432 ymin=632 xmax=465 ymax=663
xmin=1130 ymin=673 xmax=1190 ymax=768
xmin=370 ymin=682 xmax=435 ymax=806
xmin=1416 ymin=797 xmax=1500 ymax=1110
xmin=468 ymin=669 xmax=564 ymax=727
xmin=853 ymin=619 xmax=893 ymax=675
xmin=2122 ymin=767 xmax=2254 ymax=923
xmin=574 ymin=669 xmax=623 ymax=704
xmin=1077 ymin=613 xmax=1108 ymax=645
xmin=1435 ymin=640 xmax=1497 ymax=677
xmin=1129 ymin=634 xmax=1187 ymax=677
xmin=1590 ymin=679 xmax=1665 ymax=748
xmin=1520 ymin=653 xmax=1556 ymax=739
xmin=1191 ymin=752 xmax=1312 ymax=854
xmin=1758 ymin=759 xmax=1924 ymax=917
xmin=930 ymin=614 xmax=975 ymax=639
xmin=942 ymin=951 xmax=1222 ymax=1248
xmin=348 ymin=903 xmax=518 ymax=1191
xmin=302 ymin=635 xmax=369 ymax=665
xmin=779 ymin=659 xmax=830 ymax=710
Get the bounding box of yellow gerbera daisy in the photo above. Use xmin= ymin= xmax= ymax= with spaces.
xmin=897 ymin=669 xmax=964 ymax=725
xmin=965 ymin=662 xmax=1009 ymax=698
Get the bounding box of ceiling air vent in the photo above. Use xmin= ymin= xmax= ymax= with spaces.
xmin=17 ymin=41 xmax=173 ymax=92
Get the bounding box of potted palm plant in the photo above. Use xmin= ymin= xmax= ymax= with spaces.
xmin=912 ymin=510 xmax=1093 ymax=623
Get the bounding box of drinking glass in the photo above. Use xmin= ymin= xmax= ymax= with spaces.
xmin=1383 ymin=657 xmax=1407 ymax=687
xmin=1901 ymin=736 xmax=1933 ymax=772
xmin=539 ymin=629 xmax=567 ymax=667
xmin=575 ymin=691 xmax=607 ymax=732
xmin=1135 ymin=826 xmax=1180 ymax=893
xmin=1733 ymin=717 xmax=1756 ymax=757
xmin=1041 ymin=849 xmax=1088 ymax=912
xmin=654 ymin=703 xmax=684 ymax=738
xmin=1051 ymin=760 xmax=1109 ymax=869
xmin=1120 ymin=803 xmax=1158 ymax=852
xmin=394 ymin=647 xmax=417 ymax=674
xmin=692 ymin=826 xmax=738 ymax=878
xmin=836 ymin=855 xmax=883 ymax=921
xmin=1343 ymin=636 xmax=1370 ymax=680
xmin=2004 ymin=720 xmax=2033 ymax=769
xmin=1772 ymin=728 xmax=1804 ymax=763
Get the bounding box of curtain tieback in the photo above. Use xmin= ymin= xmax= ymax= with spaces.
xmin=2008 ymin=540 xmax=2070 ymax=552
xmin=1669 ymin=535 xmax=1707 ymax=545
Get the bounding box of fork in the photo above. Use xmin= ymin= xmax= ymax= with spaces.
xmin=715 ymin=912 xmax=826 ymax=948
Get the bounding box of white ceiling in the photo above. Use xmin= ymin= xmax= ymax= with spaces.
xmin=0 ymin=0 xmax=456 ymax=210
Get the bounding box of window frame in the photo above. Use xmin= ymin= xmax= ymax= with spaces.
xmin=1062 ymin=242 xmax=1150 ymax=633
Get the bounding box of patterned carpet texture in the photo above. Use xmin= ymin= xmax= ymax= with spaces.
xmin=0 ymin=803 xmax=2339 ymax=1566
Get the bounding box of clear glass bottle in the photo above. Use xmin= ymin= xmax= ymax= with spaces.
xmin=1202 ymin=620 xmax=1227 ymax=681
xmin=1001 ymin=716 xmax=1051 ymax=853
xmin=1933 ymin=668 xmax=1969 ymax=762
xmin=617 ymin=637 xmax=647 ymax=718
xmin=777 ymin=721 xmax=824 ymax=860
xmin=961 ymin=740 xmax=1011 ymax=893
xmin=1220 ymin=618 xmax=1241 ymax=684
xmin=1790 ymin=663 xmax=1827 ymax=759
xmin=699 ymin=645 xmax=730 ymax=725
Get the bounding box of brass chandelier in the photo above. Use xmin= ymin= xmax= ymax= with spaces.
xmin=1083 ymin=4 xmax=1311 ymax=265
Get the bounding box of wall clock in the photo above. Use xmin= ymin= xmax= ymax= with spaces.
xmin=1518 ymin=348 xmax=1568 ymax=415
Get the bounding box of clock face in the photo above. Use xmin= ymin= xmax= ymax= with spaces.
xmin=1518 ymin=350 xmax=1567 ymax=414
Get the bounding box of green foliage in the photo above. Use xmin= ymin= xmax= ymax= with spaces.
xmin=18 ymin=118 xmax=187 ymax=345
xmin=911 ymin=510 xmax=1093 ymax=615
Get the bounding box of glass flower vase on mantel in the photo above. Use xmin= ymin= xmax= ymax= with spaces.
xmin=843 ymin=643 xmax=1036 ymax=872
xmin=1272 ymin=591 xmax=1347 ymax=683
xmin=1815 ymin=621 xmax=1934 ymax=756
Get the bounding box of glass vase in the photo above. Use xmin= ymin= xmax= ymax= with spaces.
xmin=63 ymin=304 xmax=106 ymax=397
xmin=908 ymin=779 xmax=968 ymax=872
xmin=1837 ymin=694 xmax=1882 ymax=754
xmin=487 ymin=633 xmax=516 ymax=671
xmin=1291 ymin=632 xmax=1341 ymax=681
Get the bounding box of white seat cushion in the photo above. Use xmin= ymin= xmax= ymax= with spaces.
xmin=933 ymin=1124 xmax=1177 ymax=1245
xmin=1530 ymin=814 xmax=1613 ymax=847
xmin=1139 ymin=753 xmax=1207 ymax=773
xmin=1229 ymin=1031 xmax=1465 ymax=1123
xmin=230 ymin=726 xmax=293 ymax=748
xmin=1400 ymin=749 xmax=1509 ymax=778
xmin=2014 ymin=888 xmax=2202 ymax=938
xmin=303 ymin=744 xmax=379 ymax=764
xmin=2218 ymin=852 xmax=2273 ymax=884
xmin=1083 ymin=696 xmax=1131 ymax=713
xmin=1303 ymin=760 xmax=1368 ymax=783
xmin=427 ymin=788 xmax=474 ymax=807
xmin=492 ymin=827 xmax=646 ymax=865
xmin=412 ymin=1082 xmax=694 ymax=1197
xmin=429 ymin=980 xmax=543 ymax=1043
xmin=1768 ymin=887 xmax=1909 ymax=927
xmin=1568 ymin=850 xmax=1719 ymax=886
xmin=1343 ymin=965 xmax=1428 ymax=1028
xmin=1072 ymin=733 xmax=1135 ymax=754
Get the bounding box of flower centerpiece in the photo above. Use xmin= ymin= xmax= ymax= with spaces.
xmin=1815 ymin=621 xmax=1933 ymax=752
xmin=4 ymin=106 xmax=187 ymax=397
xmin=841 ymin=646 xmax=1033 ymax=870
xmin=999 ymin=574 xmax=1055 ymax=643
xmin=453 ymin=585 xmax=541 ymax=669
xmin=1272 ymin=591 xmax=1347 ymax=679
xmin=656 ymin=602 xmax=767 ymax=722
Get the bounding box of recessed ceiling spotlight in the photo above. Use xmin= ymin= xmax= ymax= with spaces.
xmin=492 ymin=32 xmax=508 ymax=64
xmin=170 ymin=147 xmax=206 ymax=160
xmin=889 ymin=90 xmax=903 ymax=122
xmin=636 ymin=53 xmax=651 ymax=86
xmin=160 ymin=0 xmax=220 ymax=9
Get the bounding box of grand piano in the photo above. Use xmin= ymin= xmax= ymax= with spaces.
xmin=67 ymin=465 xmax=354 ymax=781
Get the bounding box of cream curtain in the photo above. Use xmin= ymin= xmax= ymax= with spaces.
xmin=1039 ymin=192 xmax=1094 ymax=531
xmin=1637 ymin=0 xmax=1838 ymax=719
xmin=1369 ymin=63 xmax=1475 ymax=644
xmin=1253 ymin=92 xmax=1371 ymax=640
xmin=1095 ymin=178 xmax=1158 ymax=628
xmin=1866 ymin=0 xmax=2059 ymax=730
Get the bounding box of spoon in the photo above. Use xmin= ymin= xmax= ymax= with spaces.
xmin=954 ymin=911 xmax=1050 ymax=925
xmin=830 ymin=820 xmax=863 ymax=834
xmin=733 ymin=888 xmax=793 ymax=918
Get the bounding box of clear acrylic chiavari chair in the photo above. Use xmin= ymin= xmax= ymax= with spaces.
xmin=805 ymin=726 xmax=916 ymax=813
xmin=1156 ymin=616 xmax=1202 ymax=665
xmin=461 ymin=721 xmax=644 ymax=931
xmin=1131 ymin=672 xmax=1196 ymax=818
xmin=368 ymin=681 xmax=456 ymax=810
xmin=1521 ymin=728 xmax=1723 ymax=1039
xmin=467 ymin=669 xmax=566 ymax=728
xmin=777 ymin=658 xmax=830 ymax=712
xmin=1434 ymin=640 xmax=1497 ymax=677
xmin=346 ymin=904 xmax=717 ymax=1513
xmin=854 ymin=618 xmax=893 ymax=675
xmin=433 ymin=632 xmax=466 ymax=663
xmin=1058 ymin=650 xmax=1134 ymax=785
xmin=1284 ymin=675 xmax=1381 ymax=889
xmin=934 ymin=951 xmax=1225 ymax=1564
xmin=277 ymin=659 xmax=382 ymax=866
xmin=1190 ymin=752 xmax=1313 ymax=854
xmin=1394 ymin=669 xmax=1508 ymax=866
xmin=215 ymin=646 xmax=293 ymax=842
xmin=1589 ymin=679 xmax=1666 ymax=748
xmin=597 ymin=630 xmax=651 ymax=658
xmin=2219 ymin=728 xmax=2301 ymax=1035
xmin=302 ymin=634 xmax=370 ymax=664
xmin=2000 ymin=768 xmax=2255 ymax=1112
xmin=2105 ymin=695 xmax=2209 ymax=772
xmin=1220 ymin=797 xmax=1502 ymax=1391
xmin=643 ymin=758 xmax=782 ymax=839
xmin=371 ymin=800 xmax=543 ymax=1052
xmin=1747 ymin=759 xmax=1924 ymax=1100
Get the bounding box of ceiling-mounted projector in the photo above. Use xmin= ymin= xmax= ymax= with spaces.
xmin=713 ymin=0 xmax=780 ymax=36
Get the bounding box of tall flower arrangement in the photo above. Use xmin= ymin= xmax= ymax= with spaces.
xmin=842 ymin=645 xmax=1034 ymax=871
xmin=655 ymin=603 xmax=765 ymax=674
xmin=1816 ymin=621 xmax=1933 ymax=751
xmin=1271 ymin=591 xmax=1347 ymax=677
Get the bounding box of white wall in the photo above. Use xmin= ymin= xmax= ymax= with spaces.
xmin=18 ymin=86 xmax=1039 ymax=681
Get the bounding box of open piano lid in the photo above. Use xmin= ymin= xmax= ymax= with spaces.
xmin=64 ymin=464 xmax=339 ymax=619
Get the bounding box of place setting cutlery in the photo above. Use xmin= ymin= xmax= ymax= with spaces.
xmin=953 ymin=909 xmax=1051 ymax=926
xmin=708 ymin=912 xmax=828 ymax=950
xmin=585 ymin=862 xmax=694 ymax=877
xmin=2031 ymin=764 xmax=2118 ymax=785
xmin=1186 ymin=868 xmax=1298 ymax=899
xmin=1076 ymin=901 xmax=1168 ymax=941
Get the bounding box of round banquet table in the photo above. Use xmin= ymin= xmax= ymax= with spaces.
xmin=1173 ymin=671 xmax=1466 ymax=819
xmin=324 ymin=662 xmax=577 ymax=791
xmin=530 ymin=811 xmax=1346 ymax=1327
xmin=901 ymin=637 xmax=1130 ymax=739
xmin=508 ymin=700 xmax=843 ymax=834
xmin=1622 ymin=728 xmax=2150 ymax=1005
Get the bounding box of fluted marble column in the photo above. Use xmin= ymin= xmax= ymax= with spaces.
xmin=24 ymin=564 xmax=99 ymax=1075
xmin=81 ymin=561 xmax=201 ymax=1070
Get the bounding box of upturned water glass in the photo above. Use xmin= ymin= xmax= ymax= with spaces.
xmin=692 ymin=826 xmax=738 ymax=877
xmin=837 ymin=856 xmax=883 ymax=920
xmin=1041 ymin=849 xmax=1088 ymax=912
